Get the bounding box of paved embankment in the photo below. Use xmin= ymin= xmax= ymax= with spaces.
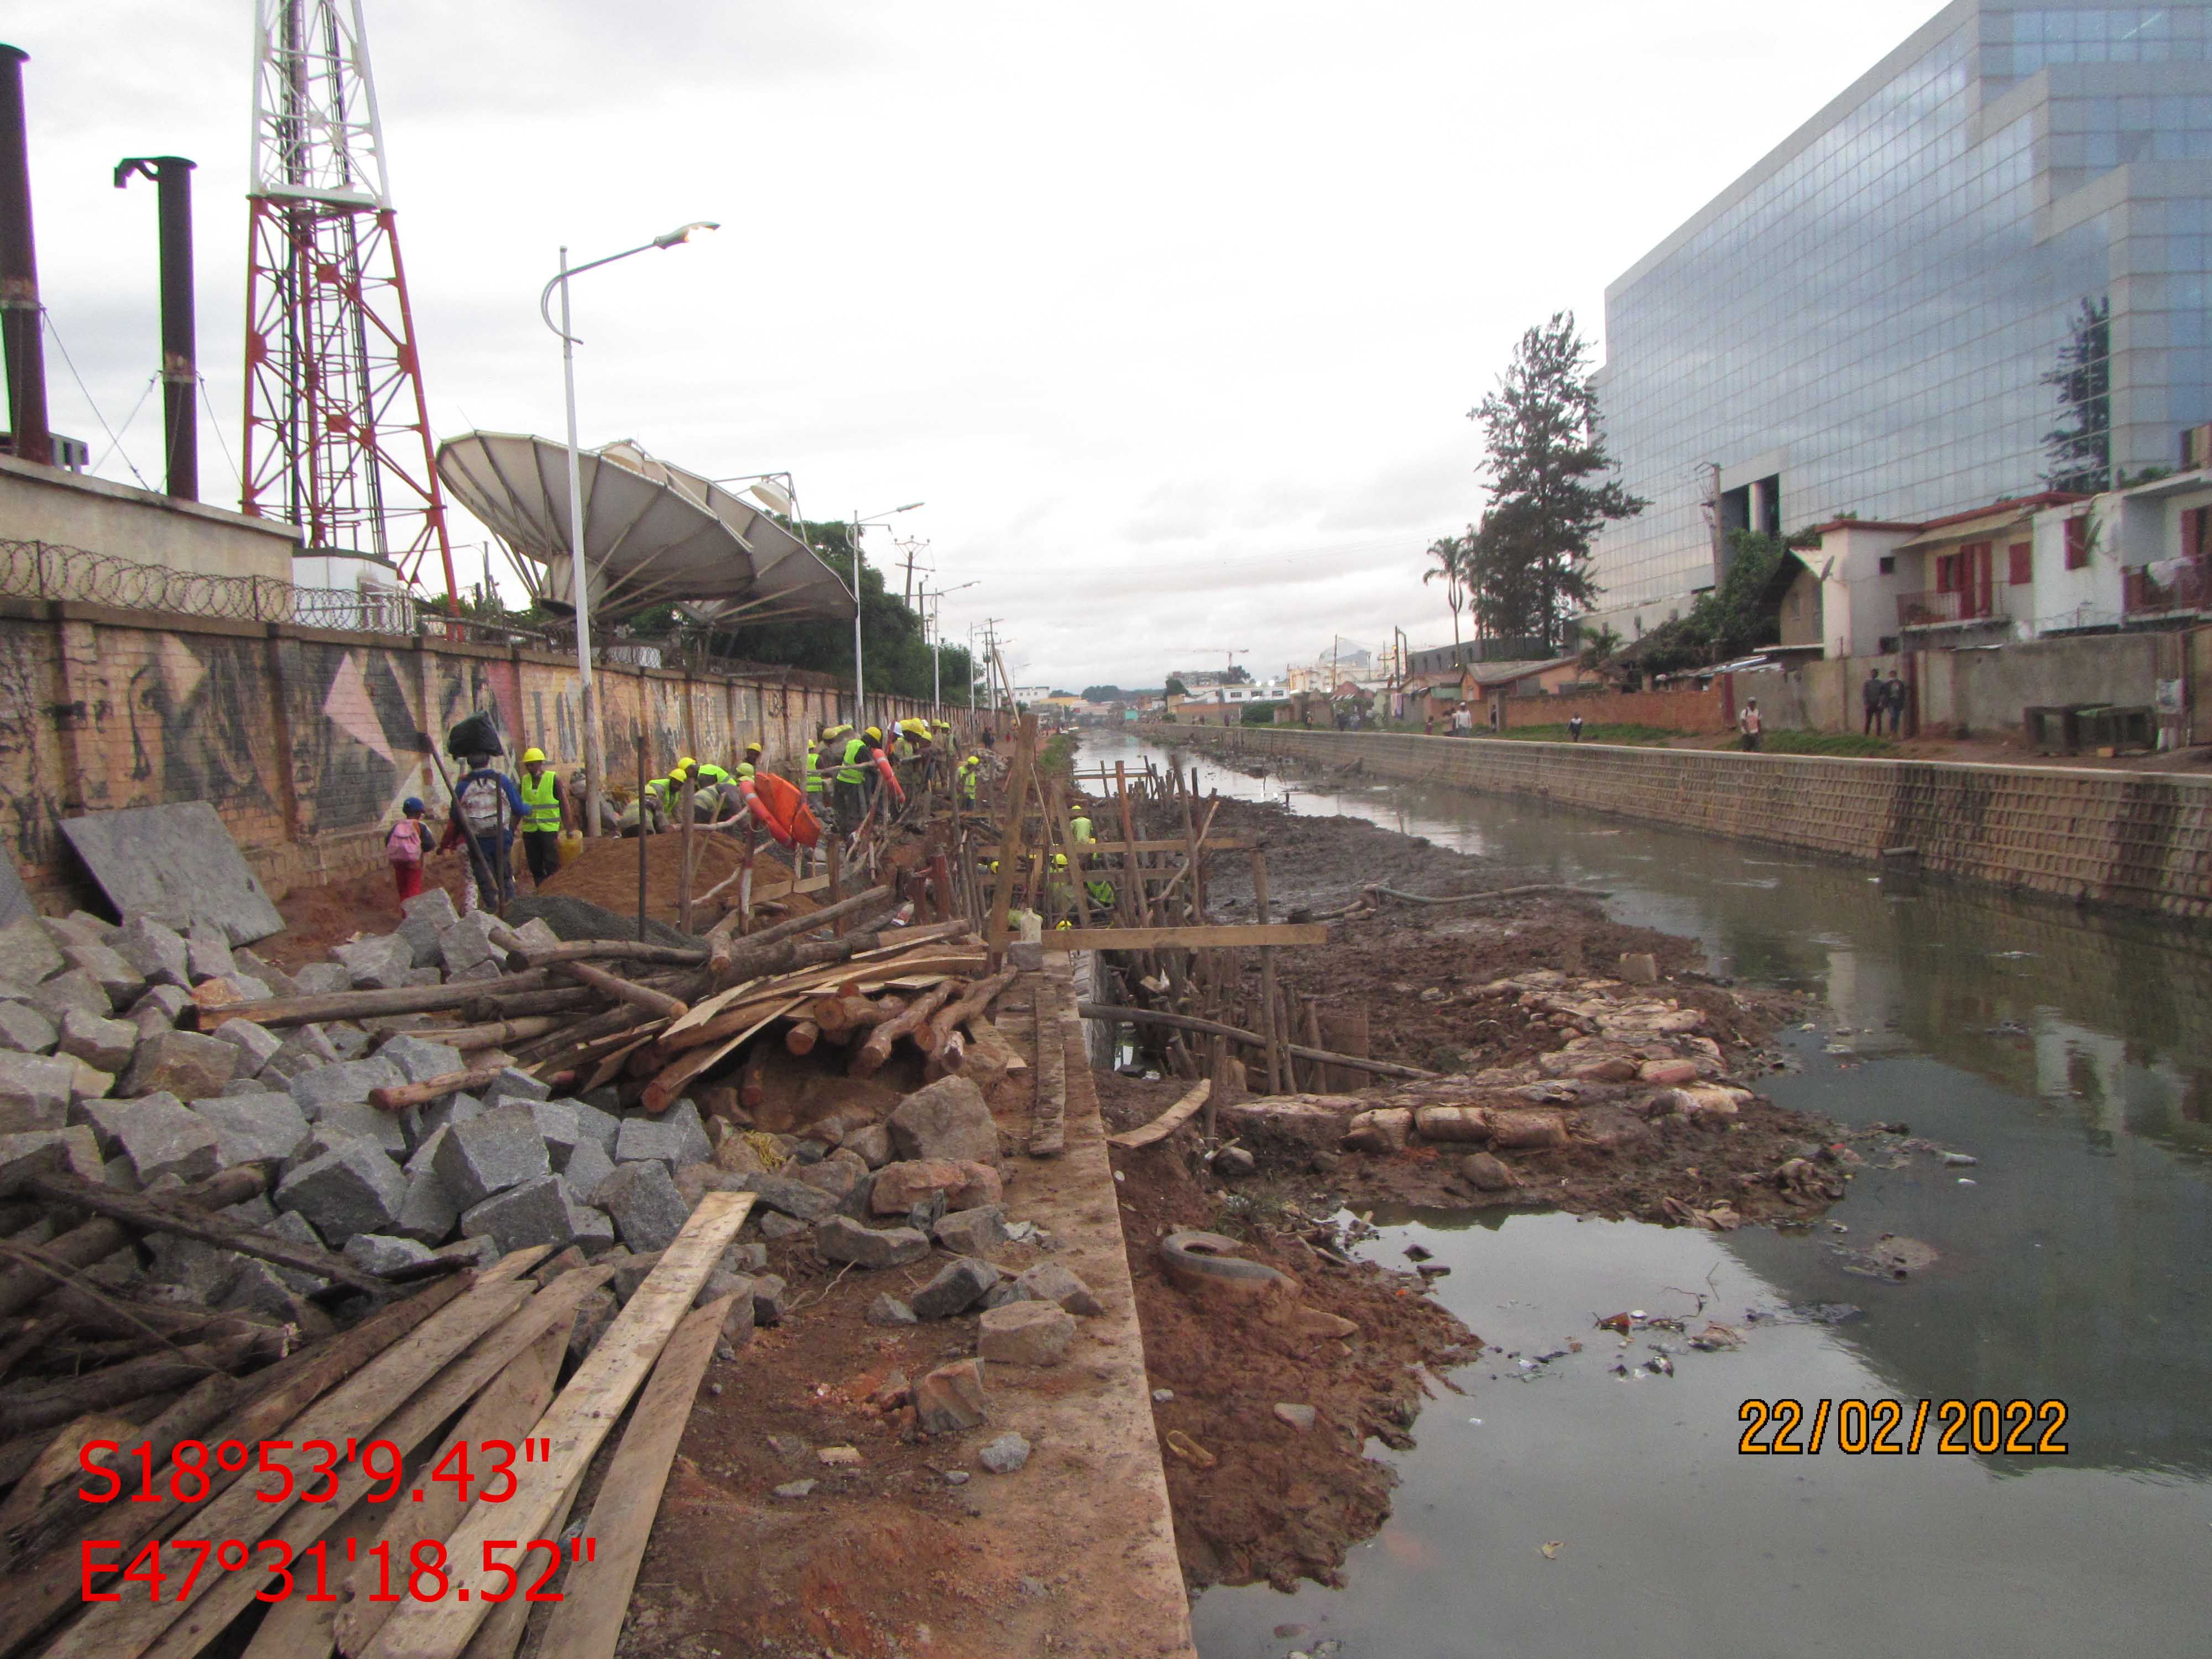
xmin=1146 ymin=725 xmax=2212 ymax=922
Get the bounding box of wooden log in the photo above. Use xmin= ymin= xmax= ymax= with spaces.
xmin=352 ymin=1196 xmax=754 ymax=1659
xmin=0 ymin=1271 xmax=491 ymax=1659
xmin=0 ymin=1167 xmax=268 ymax=1321
xmin=924 ymin=1029 xmax=967 ymax=1079
xmin=852 ymin=982 xmax=958 ymax=1076
xmin=785 ymin=1019 xmax=820 ymax=1056
xmin=639 ymin=999 xmax=802 ymax=1116
xmin=1366 ymin=880 xmax=1606 ymax=906
xmin=198 ymin=971 xmax=557 ymax=1031
xmin=367 ymin=1063 xmax=512 ymax=1112
xmin=810 ymin=993 xmax=905 ymax=1039
xmin=455 ymin=985 xmax=599 ymax=1021
xmin=559 ymin=959 xmax=689 ymax=1020
xmin=515 ymin=940 xmax=708 ymax=969
xmin=0 ymin=1327 xmax=285 ymax=1440
xmin=1252 ymin=849 xmax=1283 ymax=1094
xmin=917 ymin=968 xmax=1018 ymax=1054
xmin=16 ymin=1171 xmax=394 ymax=1298
xmin=1075 ymin=1002 xmax=1438 ymax=1081
xmin=529 ymin=1295 xmax=730 ymax=1659
xmin=401 ymin=1016 xmax=564 ymax=1053
xmin=512 ymin=1003 xmax=644 ymax=1065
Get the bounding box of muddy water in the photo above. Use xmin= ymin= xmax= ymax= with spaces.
xmin=1089 ymin=734 xmax=2212 ymax=1658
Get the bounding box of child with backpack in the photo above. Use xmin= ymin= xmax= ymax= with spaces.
xmin=385 ymin=797 xmax=433 ymax=902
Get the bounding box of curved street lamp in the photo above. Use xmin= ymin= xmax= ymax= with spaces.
xmin=538 ymin=221 xmax=717 ymax=836
xmin=847 ymin=501 xmax=924 ymax=725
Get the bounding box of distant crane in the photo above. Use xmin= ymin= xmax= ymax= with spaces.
xmin=1172 ymin=647 xmax=1249 ymax=683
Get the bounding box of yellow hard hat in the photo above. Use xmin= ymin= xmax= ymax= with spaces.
xmin=743 ymin=740 xmax=763 ymax=755
xmin=1052 ymin=853 xmax=1067 ymax=869
xmin=962 ymin=754 xmax=979 ymax=766
xmin=520 ymin=747 xmax=546 ymax=764
xmin=865 ymin=726 xmax=883 ymax=743
xmin=679 ymin=756 xmax=696 ymax=771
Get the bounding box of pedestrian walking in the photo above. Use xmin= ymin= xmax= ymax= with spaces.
xmin=1861 ymin=668 xmax=1884 ymax=735
xmin=1739 ymin=698 xmax=1763 ymax=751
xmin=1568 ymin=713 xmax=1585 ymax=742
xmin=1884 ymin=670 xmax=1907 ymax=735
xmin=441 ymin=752 xmax=523 ymax=912
xmin=385 ymin=798 xmax=432 ymax=902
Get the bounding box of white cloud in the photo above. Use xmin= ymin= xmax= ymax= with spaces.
xmin=12 ymin=0 xmax=1941 ymax=685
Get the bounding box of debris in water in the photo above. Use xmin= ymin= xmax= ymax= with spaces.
xmin=1541 ymin=1540 xmax=1565 ymax=1559
xmin=1942 ymin=1151 xmax=1979 ymax=1167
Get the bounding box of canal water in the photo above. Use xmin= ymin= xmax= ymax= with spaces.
xmin=1087 ymin=733 xmax=2210 ymax=1659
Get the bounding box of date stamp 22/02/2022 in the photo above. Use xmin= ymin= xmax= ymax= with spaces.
xmin=1738 ymin=1399 xmax=2068 ymax=1455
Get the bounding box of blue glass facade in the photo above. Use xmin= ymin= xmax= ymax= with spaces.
xmin=1589 ymin=0 xmax=2212 ymax=634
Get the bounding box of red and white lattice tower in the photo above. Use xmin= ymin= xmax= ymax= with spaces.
xmin=240 ymin=0 xmax=457 ymax=608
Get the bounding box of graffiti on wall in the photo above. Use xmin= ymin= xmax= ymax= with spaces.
xmin=126 ymin=633 xmax=279 ymax=816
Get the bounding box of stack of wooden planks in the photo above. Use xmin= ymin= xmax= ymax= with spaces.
xmin=4 ymin=1194 xmax=754 ymax=1659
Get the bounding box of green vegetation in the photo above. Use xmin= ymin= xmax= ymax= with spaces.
xmin=1039 ymin=731 xmax=1079 ymax=780
xmin=1759 ymin=729 xmax=1895 ymax=756
xmin=1240 ymin=701 xmax=1285 ymax=726
xmin=1164 ymin=675 xmax=1189 ymax=696
xmin=1626 ymin=529 xmax=1790 ymax=676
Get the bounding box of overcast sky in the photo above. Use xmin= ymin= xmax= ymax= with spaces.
xmin=13 ymin=1 xmax=1942 ymax=690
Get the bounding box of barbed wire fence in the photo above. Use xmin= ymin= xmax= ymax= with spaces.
xmin=0 ymin=538 xmax=547 ymax=644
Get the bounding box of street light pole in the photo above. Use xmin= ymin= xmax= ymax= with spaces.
xmin=844 ymin=501 xmax=924 ymax=730
xmin=539 ymin=220 xmax=716 ymax=837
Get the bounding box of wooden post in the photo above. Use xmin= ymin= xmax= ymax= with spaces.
xmin=635 ymin=731 xmax=650 ymax=941
xmin=826 ymin=837 xmax=844 ymax=933
xmin=1251 ymin=848 xmax=1281 ymax=1094
xmin=677 ymin=772 xmax=696 ymax=936
xmin=985 ymin=714 xmax=1039 ymax=962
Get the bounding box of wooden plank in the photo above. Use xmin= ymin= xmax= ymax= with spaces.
xmin=333 ymin=1325 xmax=568 ymax=1657
xmin=455 ymin=1470 xmax=583 ymax=1659
xmin=1035 ymin=924 xmax=1328 ymax=951
xmin=1028 ymin=975 xmax=1067 ymax=1159
xmin=530 ymin=1296 xmax=732 ymax=1659
xmin=45 ymin=1263 xmax=552 ymax=1659
xmin=357 ymin=1193 xmax=756 ymax=1659
xmin=133 ymin=1266 xmax=616 ymax=1659
xmin=0 ymin=1274 xmax=483 ymax=1659
xmin=1105 ymin=1079 xmax=1212 ymax=1150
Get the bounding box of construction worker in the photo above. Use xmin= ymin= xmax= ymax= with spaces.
xmin=517 ymin=747 xmax=568 ymax=885
xmin=1045 ymin=852 xmax=1077 ymax=922
xmin=1069 ymin=810 xmax=1095 ymax=846
xmin=833 ymin=726 xmax=873 ymax=827
xmin=570 ymin=766 xmax=622 ymax=836
xmin=957 ymin=753 xmax=981 ymax=805
xmin=1084 ymin=871 xmax=1116 ymax=912
xmin=692 ymin=756 xmax=733 ymax=790
xmin=733 ymin=739 xmax=764 ymax=781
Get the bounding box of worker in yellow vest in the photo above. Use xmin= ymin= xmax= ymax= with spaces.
xmin=517 ymin=747 xmax=568 ymax=885
xmin=692 ymin=757 xmax=733 ymax=790
xmin=957 ymin=753 xmax=980 ymax=805
xmin=734 ymin=739 xmax=764 ymax=781
xmin=833 ymin=726 xmax=872 ymax=827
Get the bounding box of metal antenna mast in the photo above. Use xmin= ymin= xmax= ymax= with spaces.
xmin=240 ymin=0 xmax=457 ymax=609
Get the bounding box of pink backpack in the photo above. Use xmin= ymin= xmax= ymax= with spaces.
xmin=386 ymin=819 xmax=422 ymax=865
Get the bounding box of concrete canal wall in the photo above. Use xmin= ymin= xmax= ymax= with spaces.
xmin=1144 ymin=724 xmax=2212 ymax=923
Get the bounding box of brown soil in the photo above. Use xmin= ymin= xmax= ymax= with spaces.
xmin=1100 ymin=1072 xmax=1477 ymax=1592
xmin=536 ymin=835 xmax=815 ymax=931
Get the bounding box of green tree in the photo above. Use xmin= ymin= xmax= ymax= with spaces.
xmin=2042 ymin=296 xmax=2111 ymax=494
xmin=1081 ymin=685 xmax=1125 ymax=702
xmin=1470 ymin=312 xmax=1647 ymax=650
xmin=1464 ymin=508 xmax=1546 ymax=644
xmin=1630 ymin=530 xmax=1787 ymax=674
xmin=1164 ymin=674 xmax=1189 ymax=696
xmin=703 ymin=519 xmax=971 ymax=702
xmin=1577 ymin=622 xmax=1624 ymax=677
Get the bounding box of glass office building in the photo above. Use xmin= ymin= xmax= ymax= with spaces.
xmin=1589 ymin=0 xmax=2212 ymax=637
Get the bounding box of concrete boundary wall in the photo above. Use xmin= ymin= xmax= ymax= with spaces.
xmin=1146 ymin=724 xmax=2212 ymax=923
xmin=1 ymin=598 xmax=956 ymax=908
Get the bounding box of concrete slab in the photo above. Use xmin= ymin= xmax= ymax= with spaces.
xmin=59 ymin=802 xmax=284 ymax=945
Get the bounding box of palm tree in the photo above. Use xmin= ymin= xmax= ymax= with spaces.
xmin=1577 ymin=623 xmax=1623 ymax=678
xmin=1423 ymin=534 xmax=1468 ymax=651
